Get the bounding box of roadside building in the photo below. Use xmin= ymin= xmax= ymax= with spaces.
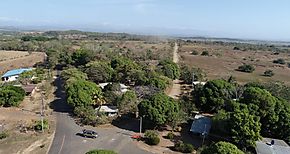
xmin=96 ymin=105 xmax=118 ymax=117
xmin=255 ymin=138 xmax=290 ymax=154
xmin=98 ymin=82 xmax=129 ymax=93
xmin=1 ymin=68 xmax=32 ymax=82
xmin=190 ymin=114 xmax=212 ymax=136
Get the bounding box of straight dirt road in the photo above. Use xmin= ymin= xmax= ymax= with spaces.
xmin=167 ymin=42 xmax=182 ymax=99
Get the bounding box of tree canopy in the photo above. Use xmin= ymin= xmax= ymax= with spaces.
xmin=201 ymin=141 xmax=244 ymax=154
xmin=0 ymin=85 xmax=26 ymax=107
xmin=85 ymin=61 xmax=114 ymax=83
xmin=157 ymin=59 xmax=180 ymax=80
xmin=138 ymin=92 xmax=180 ymax=127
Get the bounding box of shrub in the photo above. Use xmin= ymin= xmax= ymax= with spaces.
xmin=0 ymin=131 xmax=8 ymax=140
xmin=191 ymin=50 xmax=199 ymax=55
xmin=201 ymin=51 xmax=209 ymax=56
xmin=237 ymin=64 xmax=255 ymax=73
xmin=233 ymin=47 xmax=240 ymax=50
xmin=86 ymin=149 xmax=117 ymax=154
xmin=273 ymin=58 xmax=286 ymax=65
xmin=34 ymin=119 xmax=49 ymax=131
xmin=174 ymin=141 xmax=194 ymax=153
xmin=165 ymin=132 xmax=175 ymax=140
xmin=144 ymin=130 xmax=160 ymax=145
xmin=263 ymin=70 xmax=274 ymax=77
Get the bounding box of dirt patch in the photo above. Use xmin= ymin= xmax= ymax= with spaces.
xmin=0 ymin=51 xmax=45 ymax=74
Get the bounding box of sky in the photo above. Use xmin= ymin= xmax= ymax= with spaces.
xmin=0 ymin=0 xmax=290 ymax=41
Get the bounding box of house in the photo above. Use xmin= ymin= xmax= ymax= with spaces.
xmin=255 ymin=138 xmax=290 ymax=154
xmin=1 ymin=68 xmax=32 ymax=82
xmin=98 ymin=82 xmax=129 ymax=93
xmin=96 ymin=105 xmax=118 ymax=117
xmin=190 ymin=114 xmax=212 ymax=136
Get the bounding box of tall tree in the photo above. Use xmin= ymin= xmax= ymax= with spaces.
xmin=158 ymin=59 xmax=180 ymax=80
xmin=85 ymin=61 xmax=114 ymax=83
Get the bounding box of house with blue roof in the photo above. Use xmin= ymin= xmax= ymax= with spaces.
xmin=1 ymin=68 xmax=32 ymax=82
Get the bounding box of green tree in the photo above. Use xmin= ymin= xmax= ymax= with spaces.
xmin=201 ymin=50 xmax=209 ymax=56
xmin=180 ymin=65 xmax=206 ymax=84
xmin=138 ymin=93 xmax=180 ymax=127
xmin=0 ymin=86 xmax=25 ymax=107
xmin=273 ymin=58 xmax=286 ymax=65
xmin=85 ymin=61 xmax=114 ymax=83
xmin=157 ymin=59 xmax=180 ymax=80
xmin=194 ymin=79 xmax=235 ymax=113
xmin=117 ymin=90 xmax=138 ymax=114
xmin=66 ymin=79 xmax=102 ymax=107
xmin=71 ymin=49 xmax=93 ymax=66
xmin=263 ymin=70 xmax=274 ymax=77
xmin=228 ymin=109 xmax=262 ymax=148
xmin=61 ymin=68 xmax=88 ymax=81
xmin=86 ymin=149 xmax=117 ymax=154
xmin=237 ymin=64 xmax=255 ymax=73
xmin=201 ymin=141 xmax=244 ymax=154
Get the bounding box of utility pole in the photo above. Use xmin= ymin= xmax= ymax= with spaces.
xmin=202 ymin=124 xmax=207 ymax=146
xmin=40 ymin=92 xmax=44 ymax=133
xmin=139 ymin=116 xmax=142 ymax=135
xmin=192 ymin=72 xmax=195 ymax=88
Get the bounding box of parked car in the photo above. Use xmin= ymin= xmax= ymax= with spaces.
xmin=80 ymin=129 xmax=98 ymax=138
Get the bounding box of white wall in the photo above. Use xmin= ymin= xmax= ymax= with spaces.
xmin=3 ymin=75 xmax=19 ymax=82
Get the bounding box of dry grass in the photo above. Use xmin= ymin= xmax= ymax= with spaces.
xmin=0 ymin=51 xmax=45 ymax=74
xmin=179 ymin=43 xmax=290 ymax=85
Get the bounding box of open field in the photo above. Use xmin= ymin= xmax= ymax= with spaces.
xmin=0 ymin=51 xmax=45 ymax=74
xmin=179 ymin=43 xmax=290 ymax=85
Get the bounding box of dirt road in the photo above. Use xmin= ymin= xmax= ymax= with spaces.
xmin=167 ymin=43 xmax=182 ymax=99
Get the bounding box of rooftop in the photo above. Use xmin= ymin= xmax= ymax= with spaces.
xmin=190 ymin=114 xmax=212 ymax=135
xmin=1 ymin=68 xmax=32 ymax=78
xmin=256 ymin=138 xmax=290 ymax=154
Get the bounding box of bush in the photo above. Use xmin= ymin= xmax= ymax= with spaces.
xmin=174 ymin=141 xmax=194 ymax=153
xmin=165 ymin=132 xmax=175 ymax=140
xmin=237 ymin=64 xmax=255 ymax=73
xmin=263 ymin=70 xmax=274 ymax=77
xmin=34 ymin=119 xmax=49 ymax=131
xmin=0 ymin=131 xmax=9 ymax=140
xmin=144 ymin=130 xmax=160 ymax=145
xmin=273 ymin=58 xmax=286 ymax=65
xmin=201 ymin=51 xmax=209 ymax=56
xmin=191 ymin=50 xmax=199 ymax=55
xmin=86 ymin=149 xmax=117 ymax=154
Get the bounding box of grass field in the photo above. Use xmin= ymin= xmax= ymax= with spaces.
xmin=179 ymin=43 xmax=290 ymax=85
xmin=0 ymin=51 xmax=45 ymax=74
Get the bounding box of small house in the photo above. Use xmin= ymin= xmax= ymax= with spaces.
xmin=96 ymin=105 xmax=118 ymax=117
xmin=255 ymin=138 xmax=290 ymax=154
xmin=190 ymin=114 xmax=212 ymax=136
xmin=1 ymin=68 xmax=32 ymax=82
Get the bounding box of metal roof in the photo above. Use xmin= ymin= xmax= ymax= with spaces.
xmin=256 ymin=138 xmax=290 ymax=154
xmin=190 ymin=114 xmax=212 ymax=135
xmin=1 ymin=68 xmax=32 ymax=78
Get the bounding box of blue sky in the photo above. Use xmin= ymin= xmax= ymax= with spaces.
xmin=0 ymin=0 xmax=290 ymax=41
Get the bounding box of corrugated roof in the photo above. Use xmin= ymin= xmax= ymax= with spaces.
xmin=256 ymin=138 xmax=290 ymax=154
xmin=1 ymin=68 xmax=32 ymax=78
xmin=190 ymin=114 xmax=212 ymax=135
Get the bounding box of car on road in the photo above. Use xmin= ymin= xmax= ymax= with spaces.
xmin=79 ymin=129 xmax=98 ymax=138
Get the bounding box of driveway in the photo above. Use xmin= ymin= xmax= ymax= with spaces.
xmin=48 ymin=77 xmax=151 ymax=154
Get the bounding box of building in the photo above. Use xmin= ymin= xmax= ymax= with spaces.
xmin=98 ymin=82 xmax=129 ymax=93
xmin=1 ymin=68 xmax=32 ymax=82
xmin=190 ymin=114 xmax=212 ymax=136
xmin=255 ymin=138 xmax=290 ymax=154
xmin=96 ymin=105 xmax=119 ymax=117
xmin=21 ymin=84 xmax=37 ymax=96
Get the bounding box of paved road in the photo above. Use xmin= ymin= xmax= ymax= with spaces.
xmin=168 ymin=42 xmax=182 ymax=99
xmin=48 ymin=77 xmax=151 ymax=154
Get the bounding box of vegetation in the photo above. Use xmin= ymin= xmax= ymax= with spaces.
xmin=201 ymin=141 xmax=244 ymax=154
xmin=138 ymin=93 xmax=181 ymax=127
xmin=237 ymin=64 xmax=255 ymax=73
xmin=180 ymin=64 xmax=206 ymax=84
xmin=0 ymin=131 xmax=9 ymax=140
xmin=191 ymin=50 xmax=199 ymax=55
xmin=173 ymin=141 xmax=194 ymax=153
xmin=157 ymin=59 xmax=180 ymax=80
xmin=165 ymin=132 xmax=175 ymax=140
xmin=144 ymin=130 xmax=160 ymax=145
xmin=0 ymin=85 xmax=26 ymax=107
xmin=201 ymin=50 xmax=209 ymax=56
xmin=263 ymin=69 xmax=274 ymax=77
xmin=34 ymin=119 xmax=49 ymax=131
xmin=273 ymin=58 xmax=286 ymax=65
xmin=85 ymin=149 xmax=117 ymax=154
